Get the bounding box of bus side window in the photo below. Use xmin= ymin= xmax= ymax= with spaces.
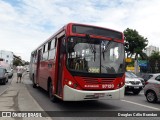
xmin=48 ymin=41 xmax=51 ymax=51
xmin=43 ymin=45 xmax=45 ymax=53
xmin=51 ymin=38 xmax=55 ymax=49
xmin=30 ymin=53 xmax=34 ymax=63
xmin=45 ymin=43 xmax=48 ymax=52
xmin=42 ymin=43 xmax=48 ymax=61
xmin=48 ymin=39 xmax=56 ymax=60
xmin=34 ymin=51 xmax=37 ymax=63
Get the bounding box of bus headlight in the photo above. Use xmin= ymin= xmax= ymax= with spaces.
xmin=65 ymin=79 xmax=79 ymax=89
xmin=68 ymin=81 xmax=73 ymax=86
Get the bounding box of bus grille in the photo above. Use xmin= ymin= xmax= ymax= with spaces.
xmin=82 ymin=77 xmax=115 ymax=84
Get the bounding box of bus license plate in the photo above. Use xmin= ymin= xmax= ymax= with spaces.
xmin=94 ymin=93 xmax=105 ymax=97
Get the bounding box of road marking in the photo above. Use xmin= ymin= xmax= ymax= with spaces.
xmin=121 ymin=99 xmax=160 ymax=111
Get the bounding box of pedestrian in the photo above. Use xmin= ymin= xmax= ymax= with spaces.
xmin=16 ymin=66 xmax=24 ymax=83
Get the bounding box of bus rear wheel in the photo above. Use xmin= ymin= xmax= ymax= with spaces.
xmin=32 ymin=75 xmax=37 ymax=88
xmin=49 ymin=82 xmax=58 ymax=102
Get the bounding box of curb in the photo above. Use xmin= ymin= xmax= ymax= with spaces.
xmin=0 ymin=73 xmax=52 ymax=120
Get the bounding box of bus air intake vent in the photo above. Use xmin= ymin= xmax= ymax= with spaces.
xmin=82 ymin=77 xmax=115 ymax=84
xmin=129 ymin=81 xmax=141 ymax=85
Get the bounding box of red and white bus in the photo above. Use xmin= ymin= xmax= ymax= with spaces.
xmin=29 ymin=23 xmax=125 ymax=102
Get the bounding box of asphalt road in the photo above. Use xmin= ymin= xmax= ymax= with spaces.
xmin=23 ymin=76 xmax=160 ymax=120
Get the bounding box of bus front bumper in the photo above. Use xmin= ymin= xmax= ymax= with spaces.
xmin=63 ymin=85 xmax=125 ymax=101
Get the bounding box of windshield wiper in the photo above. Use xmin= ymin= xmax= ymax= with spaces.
xmin=89 ymin=44 xmax=96 ymax=61
xmin=86 ymin=34 xmax=96 ymax=61
xmin=102 ymin=40 xmax=112 ymax=60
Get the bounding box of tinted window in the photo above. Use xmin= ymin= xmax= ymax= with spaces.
xmin=72 ymin=25 xmax=122 ymax=39
xmin=43 ymin=45 xmax=45 ymax=53
xmin=48 ymin=41 xmax=51 ymax=51
xmin=155 ymin=75 xmax=160 ymax=81
xmin=143 ymin=74 xmax=153 ymax=81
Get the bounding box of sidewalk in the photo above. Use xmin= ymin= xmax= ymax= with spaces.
xmin=0 ymin=73 xmax=52 ymax=120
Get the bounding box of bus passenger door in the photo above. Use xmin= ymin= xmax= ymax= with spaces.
xmin=56 ymin=37 xmax=65 ymax=96
xmin=36 ymin=49 xmax=42 ymax=85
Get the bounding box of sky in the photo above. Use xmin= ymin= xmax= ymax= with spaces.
xmin=0 ymin=0 xmax=160 ymax=61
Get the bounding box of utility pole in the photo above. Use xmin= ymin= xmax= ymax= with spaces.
xmin=134 ymin=54 xmax=139 ymax=75
xmin=134 ymin=59 xmax=139 ymax=75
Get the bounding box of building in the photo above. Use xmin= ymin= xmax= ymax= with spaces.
xmin=0 ymin=50 xmax=14 ymax=66
xmin=144 ymin=45 xmax=159 ymax=57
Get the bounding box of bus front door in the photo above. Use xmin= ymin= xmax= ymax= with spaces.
xmin=56 ymin=37 xmax=65 ymax=97
xmin=35 ymin=49 xmax=42 ymax=86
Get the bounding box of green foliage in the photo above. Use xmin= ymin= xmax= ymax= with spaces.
xmin=24 ymin=61 xmax=29 ymax=65
xmin=13 ymin=59 xmax=23 ymax=66
xmin=149 ymin=51 xmax=160 ymax=60
xmin=124 ymin=28 xmax=148 ymax=60
xmin=148 ymin=52 xmax=160 ymax=73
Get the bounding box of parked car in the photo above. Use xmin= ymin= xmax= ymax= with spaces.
xmin=6 ymin=67 xmax=13 ymax=78
xmin=127 ymin=71 xmax=145 ymax=86
xmin=144 ymin=73 xmax=160 ymax=103
xmin=125 ymin=71 xmax=143 ymax=95
xmin=141 ymin=74 xmax=154 ymax=83
xmin=0 ymin=67 xmax=8 ymax=85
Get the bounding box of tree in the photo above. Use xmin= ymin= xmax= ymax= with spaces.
xmin=24 ymin=61 xmax=30 ymax=65
xmin=124 ymin=28 xmax=148 ymax=60
xmin=124 ymin=28 xmax=148 ymax=74
xmin=148 ymin=51 xmax=160 ymax=73
xmin=13 ymin=59 xmax=23 ymax=66
xmin=149 ymin=51 xmax=160 ymax=60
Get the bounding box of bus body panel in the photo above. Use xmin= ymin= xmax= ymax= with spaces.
xmin=30 ymin=23 xmax=125 ymax=101
xmin=63 ymin=85 xmax=125 ymax=101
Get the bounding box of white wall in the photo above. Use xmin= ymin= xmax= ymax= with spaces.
xmin=0 ymin=50 xmax=14 ymax=66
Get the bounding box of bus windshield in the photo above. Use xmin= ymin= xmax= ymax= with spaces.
xmin=67 ymin=37 xmax=125 ymax=74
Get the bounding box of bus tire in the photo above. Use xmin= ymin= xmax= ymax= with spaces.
xmin=49 ymin=82 xmax=58 ymax=102
xmin=32 ymin=75 xmax=37 ymax=88
xmin=33 ymin=84 xmax=36 ymax=88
